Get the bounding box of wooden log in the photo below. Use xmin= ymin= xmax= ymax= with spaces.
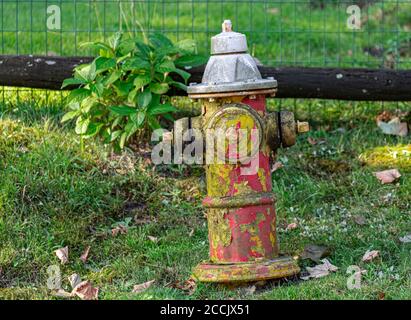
xmin=1 ymin=55 xmax=411 ymax=101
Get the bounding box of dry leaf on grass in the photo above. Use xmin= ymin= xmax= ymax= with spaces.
xmin=307 ymin=137 xmax=317 ymax=145
xmin=353 ymin=215 xmax=367 ymax=226
xmin=362 ymin=250 xmax=379 ymax=262
xmin=148 ymin=236 xmax=159 ymax=243
xmin=286 ymin=222 xmax=298 ymax=231
xmin=111 ymin=225 xmax=128 ymax=237
xmin=374 ymin=169 xmax=401 ymax=184
xmin=301 ymin=259 xmax=338 ymax=280
xmin=79 ymin=246 xmax=90 ymax=263
xmin=170 ymin=278 xmax=197 ymax=296
xmin=376 ymin=111 xmax=408 ymax=137
xmin=132 ymin=280 xmax=155 ymax=294
xmin=53 ymin=289 xmax=74 ymax=298
xmin=68 ymin=273 xmax=81 ymax=289
xmin=244 ymin=285 xmax=256 ymax=295
xmin=307 ymin=137 xmax=326 ymax=145
xmin=55 ymin=246 xmax=69 ymax=265
xmin=72 ymin=280 xmax=99 ymax=300
xmin=399 ymin=234 xmax=411 ymax=243
xmin=300 ymin=244 xmax=330 ymax=263
xmin=271 ymin=162 xmax=283 ymax=173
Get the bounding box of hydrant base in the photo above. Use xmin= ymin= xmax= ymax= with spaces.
xmin=192 ymin=256 xmax=300 ymax=283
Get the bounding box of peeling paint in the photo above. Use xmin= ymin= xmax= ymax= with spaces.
xmin=208 ymin=208 xmax=232 ymax=248
xmin=192 ymin=86 xmax=298 ymax=282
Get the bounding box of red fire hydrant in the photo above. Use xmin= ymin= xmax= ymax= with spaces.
xmin=178 ymin=20 xmax=309 ymax=283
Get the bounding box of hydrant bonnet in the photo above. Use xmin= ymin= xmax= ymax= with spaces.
xmin=187 ymin=20 xmax=277 ymax=96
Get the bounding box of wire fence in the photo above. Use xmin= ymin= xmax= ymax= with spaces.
xmin=1 ymin=0 xmax=410 ymax=124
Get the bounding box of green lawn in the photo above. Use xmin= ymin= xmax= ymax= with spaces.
xmin=0 ymin=0 xmax=410 ymax=300
xmin=0 ymin=97 xmax=410 ymax=300
xmin=0 ymin=0 xmax=410 ymax=68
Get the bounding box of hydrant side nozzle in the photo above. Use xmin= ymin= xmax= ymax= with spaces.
xmin=296 ymin=121 xmax=310 ymax=134
xmin=279 ymin=110 xmax=297 ymax=148
xmin=264 ymin=112 xmax=282 ymax=152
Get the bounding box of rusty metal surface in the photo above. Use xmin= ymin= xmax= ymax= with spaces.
xmin=188 ymin=76 xmax=277 ymax=95
xmin=265 ymin=112 xmax=282 ymax=152
xmin=297 ymin=121 xmax=310 ymax=133
xmin=193 ymin=256 xmax=300 ymax=283
xmin=189 ymin=88 xmax=277 ymax=100
xmin=203 ymin=192 xmax=275 ymax=209
xmin=279 ymin=111 xmax=297 ymax=148
xmin=205 ymin=103 xmax=264 ymax=163
xmin=201 ymin=96 xmax=278 ymax=266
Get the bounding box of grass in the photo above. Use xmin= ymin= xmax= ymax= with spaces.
xmin=0 ymin=1 xmax=410 ymax=68
xmin=0 ymin=98 xmax=410 ymax=300
xmin=0 ymin=0 xmax=410 ymax=300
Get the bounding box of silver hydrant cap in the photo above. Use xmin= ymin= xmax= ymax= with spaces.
xmin=211 ymin=20 xmax=248 ymax=55
xmin=187 ymin=20 xmax=277 ymax=96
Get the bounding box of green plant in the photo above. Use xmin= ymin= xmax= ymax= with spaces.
xmin=61 ymin=32 xmax=207 ymax=151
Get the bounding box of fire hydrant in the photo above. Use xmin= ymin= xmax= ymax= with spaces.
xmin=177 ymin=20 xmax=309 ymax=283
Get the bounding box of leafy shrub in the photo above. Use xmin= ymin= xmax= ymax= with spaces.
xmin=61 ymin=32 xmax=207 ymax=151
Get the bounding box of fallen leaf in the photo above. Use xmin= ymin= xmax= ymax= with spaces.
xmin=300 ymin=244 xmax=330 ymax=262
xmin=399 ymin=234 xmax=411 ymax=243
xmin=132 ymin=280 xmax=155 ymax=294
xmin=378 ymin=292 xmax=386 ymax=300
xmin=72 ymin=280 xmax=99 ymax=300
xmin=134 ymin=214 xmax=154 ymax=225
xmin=346 ymin=265 xmax=367 ymax=289
xmin=362 ymin=250 xmax=379 ymax=262
xmin=376 ymin=114 xmax=408 ymax=137
xmin=111 ymin=224 xmax=128 ymax=237
xmin=271 ymin=161 xmax=283 ymax=173
xmin=148 ymin=236 xmax=158 ymax=243
xmin=244 ymin=285 xmax=256 ymax=295
xmin=286 ymin=222 xmax=298 ymax=231
xmin=376 ymin=110 xmax=394 ymax=123
xmin=301 ymin=259 xmax=338 ymax=280
xmin=55 ymin=246 xmax=69 ymax=265
xmin=189 ymin=229 xmax=195 ymax=237
xmin=374 ymin=169 xmax=401 ymax=184
xmin=307 ymin=137 xmax=317 ymax=145
xmin=53 ymin=289 xmax=74 ymax=298
xmin=68 ymin=273 xmax=81 ymax=289
xmin=353 ymin=215 xmax=367 ymax=226
xmin=170 ymin=278 xmax=197 ymax=296
xmin=79 ymin=246 xmax=91 ymax=263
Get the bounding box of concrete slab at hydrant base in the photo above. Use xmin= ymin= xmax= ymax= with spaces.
xmin=182 ymin=20 xmax=308 ymax=284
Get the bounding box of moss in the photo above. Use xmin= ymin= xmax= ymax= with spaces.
xmin=359 ymin=144 xmax=411 ymax=171
xmin=0 ymin=288 xmax=49 ymax=300
xmin=0 ymin=119 xmax=42 ymax=148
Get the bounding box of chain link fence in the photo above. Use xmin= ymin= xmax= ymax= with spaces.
xmin=1 ymin=0 xmax=410 ymax=124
